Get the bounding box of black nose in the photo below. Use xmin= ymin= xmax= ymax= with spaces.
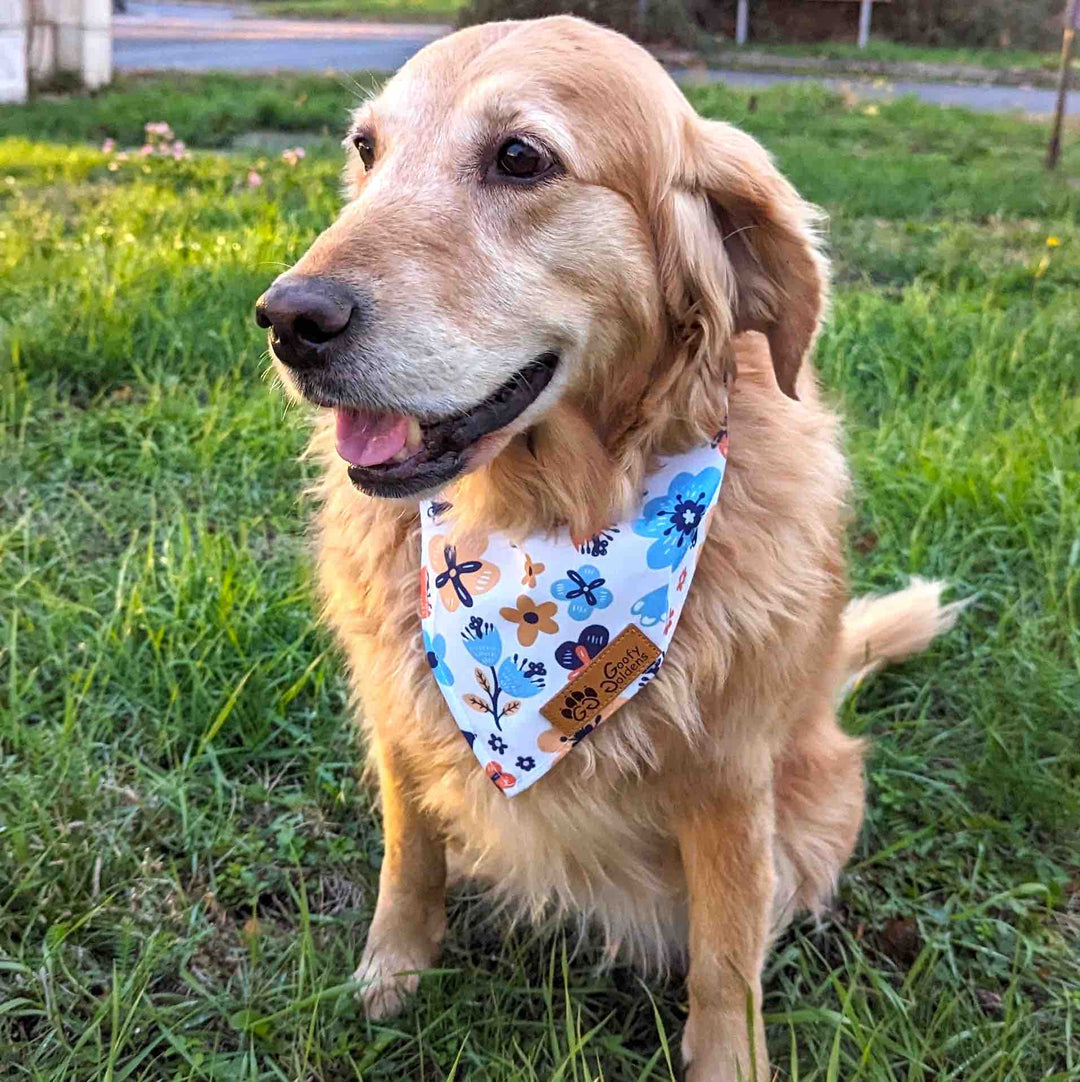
xmin=255 ymin=275 xmax=355 ymax=370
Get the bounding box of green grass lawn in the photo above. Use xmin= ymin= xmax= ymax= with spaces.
xmin=1 ymin=76 xmax=1079 ymax=1080
xmin=249 ymin=0 xmax=461 ymax=22
xmin=723 ymin=39 xmax=1066 ymax=75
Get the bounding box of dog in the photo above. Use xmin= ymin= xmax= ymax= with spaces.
xmin=255 ymin=17 xmax=960 ymax=1079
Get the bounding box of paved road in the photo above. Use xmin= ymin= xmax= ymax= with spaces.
xmin=115 ymin=32 xmax=443 ymax=73
xmin=115 ymin=3 xmax=446 ymax=72
xmin=680 ymin=68 xmax=1068 ymax=114
xmin=113 ymin=6 xmax=1072 ymax=114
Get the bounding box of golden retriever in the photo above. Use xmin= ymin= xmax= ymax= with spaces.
xmin=255 ymin=17 xmax=960 ymax=1079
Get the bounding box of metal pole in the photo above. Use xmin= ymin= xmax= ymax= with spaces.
xmin=1046 ymin=0 xmax=1079 ymax=170
xmin=857 ymin=0 xmax=873 ymax=49
xmin=736 ymin=0 xmax=748 ymax=47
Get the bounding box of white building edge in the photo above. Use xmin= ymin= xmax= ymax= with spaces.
xmin=2 ymin=0 xmax=113 ymax=104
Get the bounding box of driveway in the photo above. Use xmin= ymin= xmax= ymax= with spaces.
xmin=113 ymin=4 xmax=1072 ymax=115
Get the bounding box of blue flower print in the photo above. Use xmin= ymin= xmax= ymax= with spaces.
xmin=515 ymin=755 xmax=535 ymax=772
xmin=462 ymin=616 xmax=502 ymax=667
xmin=497 ymin=655 xmax=547 ymax=698
xmin=633 ymin=467 xmax=721 ymax=571
xmin=551 ymin=565 xmax=614 ymax=621
xmin=631 ymin=585 xmax=669 ymax=628
xmin=578 ymin=526 xmax=619 ymax=558
xmin=422 ymin=630 xmax=454 ymax=686
xmin=488 ymin=733 xmax=508 ymax=754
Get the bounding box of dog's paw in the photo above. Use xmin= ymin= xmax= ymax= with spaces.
xmin=354 ymin=938 xmax=435 ymax=1020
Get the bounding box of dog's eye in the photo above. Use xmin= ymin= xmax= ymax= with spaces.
xmin=352 ymin=133 xmax=376 ymax=170
xmin=494 ymin=139 xmax=554 ymax=181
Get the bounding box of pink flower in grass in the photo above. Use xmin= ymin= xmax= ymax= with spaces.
xmin=101 ymin=138 xmax=116 ymax=154
xmin=247 ymin=170 xmax=263 ymax=188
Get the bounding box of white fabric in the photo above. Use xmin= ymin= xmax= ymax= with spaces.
xmin=418 ymin=424 xmax=728 ymax=797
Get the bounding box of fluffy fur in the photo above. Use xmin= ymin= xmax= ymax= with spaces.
xmin=267 ymin=17 xmax=961 ymax=1079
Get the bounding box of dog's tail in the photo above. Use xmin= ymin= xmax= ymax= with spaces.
xmin=838 ymin=578 xmax=967 ymax=699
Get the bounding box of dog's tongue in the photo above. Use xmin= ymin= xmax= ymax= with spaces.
xmin=335 ymin=409 xmax=409 ymax=467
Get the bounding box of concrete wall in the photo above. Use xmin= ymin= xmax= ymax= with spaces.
xmin=3 ymin=0 xmax=112 ymax=103
xmin=0 ymin=0 xmax=30 ymax=104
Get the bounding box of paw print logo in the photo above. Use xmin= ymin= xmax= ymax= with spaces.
xmin=488 ymin=733 xmax=508 ymax=754
xmin=560 ymin=686 xmax=600 ymax=725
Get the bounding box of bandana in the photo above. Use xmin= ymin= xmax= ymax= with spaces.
xmin=418 ymin=414 xmax=729 ymax=798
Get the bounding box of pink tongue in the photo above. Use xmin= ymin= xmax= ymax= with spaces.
xmin=335 ymin=409 xmax=410 ymax=467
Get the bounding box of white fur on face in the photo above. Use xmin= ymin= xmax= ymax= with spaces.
xmin=279 ymin=63 xmax=660 ymax=426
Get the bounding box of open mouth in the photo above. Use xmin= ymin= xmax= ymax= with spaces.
xmin=336 ymin=352 xmax=559 ymax=498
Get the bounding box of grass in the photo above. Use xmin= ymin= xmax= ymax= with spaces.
xmin=0 ymin=73 xmax=378 ymax=150
xmin=722 ymin=39 xmax=1066 ymax=75
xmin=249 ymin=0 xmax=461 ymax=22
xmin=1 ymin=74 xmax=1079 ymax=1079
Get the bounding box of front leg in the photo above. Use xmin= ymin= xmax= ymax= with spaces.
xmin=355 ymin=737 xmax=447 ymax=1020
xmin=676 ymin=781 xmax=776 ymax=1082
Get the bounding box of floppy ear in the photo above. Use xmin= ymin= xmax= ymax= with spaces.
xmin=657 ymin=116 xmax=827 ymax=399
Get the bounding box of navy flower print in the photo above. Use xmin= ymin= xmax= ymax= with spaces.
xmin=488 ymin=734 xmax=508 ymax=754
xmin=551 ymin=565 xmax=614 ymax=621
xmin=423 ymin=630 xmax=454 ymax=686
xmin=577 ymin=527 xmax=619 ymax=558
xmin=435 ymin=545 xmax=484 ymax=607
xmin=632 ymin=467 xmax=721 ymax=570
xmin=554 ymin=624 xmax=610 ymax=674
xmin=515 ymin=755 xmax=535 ymax=772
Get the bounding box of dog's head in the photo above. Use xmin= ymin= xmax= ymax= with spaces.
xmin=257 ymin=17 xmax=825 ymax=512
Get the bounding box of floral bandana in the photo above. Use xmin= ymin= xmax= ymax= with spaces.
xmin=418 ymin=416 xmax=729 ymax=798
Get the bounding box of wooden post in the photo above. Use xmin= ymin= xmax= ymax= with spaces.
xmin=857 ymin=0 xmax=873 ymax=49
xmin=736 ymin=0 xmax=749 ymax=46
xmin=1046 ymin=0 xmax=1079 ymax=169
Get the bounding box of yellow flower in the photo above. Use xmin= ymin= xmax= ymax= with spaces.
xmin=1046 ymin=236 xmax=1061 ymax=248
xmin=862 ymin=104 xmax=880 ymax=117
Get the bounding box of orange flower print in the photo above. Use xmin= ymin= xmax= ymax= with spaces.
xmin=521 ymin=552 xmax=545 ymax=588
xmin=677 ymin=567 xmax=688 ymax=592
xmin=428 ymin=533 xmax=500 ymax=612
xmin=485 ymin=761 xmax=516 ymax=790
xmin=712 ymin=424 xmax=728 ymax=458
xmin=499 ymin=594 xmax=559 ymax=647
xmin=418 ymin=566 xmax=431 ymax=618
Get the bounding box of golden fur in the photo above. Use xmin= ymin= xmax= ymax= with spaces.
xmin=266 ymin=17 xmax=960 ymax=1079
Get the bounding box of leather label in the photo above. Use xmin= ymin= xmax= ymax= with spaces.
xmin=540 ymin=624 xmax=661 ymax=735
